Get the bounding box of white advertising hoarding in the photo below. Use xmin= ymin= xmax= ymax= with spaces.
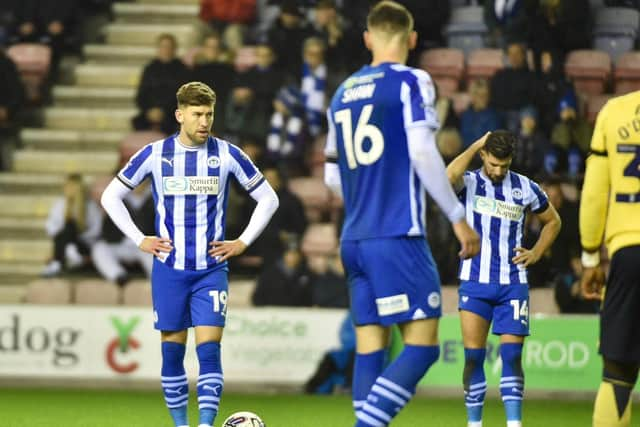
xmin=0 ymin=305 xmax=346 ymax=384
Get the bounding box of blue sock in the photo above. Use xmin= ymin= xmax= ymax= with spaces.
xmin=355 ymin=345 xmax=439 ymax=427
xmin=196 ymin=341 xmax=223 ymax=427
xmin=352 ymin=350 xmax=385 ymax=414
xmin=464 ymin=348 xmax=487 ymax=423
xmin=500 ymin=343 xmax=524 ymax=422
xmin=161 ymin=342 xmax=188 ymax=427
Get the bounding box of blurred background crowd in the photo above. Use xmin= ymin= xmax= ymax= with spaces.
xmin=2 ymin=0 xmax=632 ymax=315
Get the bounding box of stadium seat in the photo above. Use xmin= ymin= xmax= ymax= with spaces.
xmin=451 ymin=91 xmax=471 ymax=115
xmin=564 ymin=50 xmax=612 ymax=96
xmin=288 ymin=177 xmax=332 ymax=222
xmin=119 ymin=130 xmax=166 ymax=166
xmin=6 ymin=43 xmax=52 ymax=104
xmin=233 ymin=45 xmax=257 ymax=73
xmin=444 ymin=6 xmax=488 ymax=57
xmin=586 ymin=94 xmax=613 ymax=125
xmin=25 ymin=278 xmax=73 ymax=304
xmin=466 ymin=48 xmax=504 ymax=82
xmin=614 ymin=51 xmax=640 ymax=94
xmin=122 ymin=279 xmax=152 ymax=306
xmin=419 ymin=48 xmax=465 ymax=98
xmin=75 ymin=279 xmax=121 ymax=305
xmin=593 ymin=8 xmax=639 ymax=63
xmin=301 ymin=223 xmax=338 ymax=256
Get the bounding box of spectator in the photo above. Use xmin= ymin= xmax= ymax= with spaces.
xmin=91 ymin=180 xmax=154 ymax=286
xmin=311 ymin=252 xmax=348 ymax=308
xmin=266 ymin=85 xmax=308 ymax=169
xmin=10 ymin=0 xmax=80 ymax=63
xmin=530 ymin=0 xmax=591 ymax=57
xmin=309 ymin=0 xmax=363 ymax=83
xmin=490 ymin=41 xmax=535 ymax=132
xmin=224 ymin=44 xmax=283 ymax=141
xmin=532 ymin=49 xmax=575 ymax=136
xmin=460 ymin=79 xmax=503 ymax=148
xmin=511 ymin=105 xmax=550 ymax=178
xmin=132 ymin=34 xmax=189 ymax=135
xmin=301 ymin=37 xmax=327 ymax=138
xmin=0 ymin=47 xmax=25 ymax=171
xmin=252 ymin=235 xmax=313 ymax=306
xmin=42 ymin=174 xmax=102 ymax=277
xmin=436 ymin=127 xmax=463 ymax=165
xmin=190 ymin=33 xmax=235 ymax=133
xmin=483 ymin=0 xmax=534 ymax=47
xmin=253 ymin=165 xmax=308 ymax=264
xmin=550 ymin=91 xmax=592 ymax=178
xmin=266 ymin=0 xmax=312 ymax=80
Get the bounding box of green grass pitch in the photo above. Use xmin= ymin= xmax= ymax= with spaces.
xmin=0 ymin=388 xmax=593 ymax=426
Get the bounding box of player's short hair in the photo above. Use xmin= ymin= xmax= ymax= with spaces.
xmin=176 ymin=81 xmax=216 ymax=108
xmin=367 ymin=1 xmax=413 ymax=39
xmin=484 ymin=130 xmax=516 ymax=160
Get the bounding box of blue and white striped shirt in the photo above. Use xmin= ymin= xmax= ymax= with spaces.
xmin=118 ymin=135 xmax=264 ymax=271
xmin=458 ymin=169 xmax=549 ymax=285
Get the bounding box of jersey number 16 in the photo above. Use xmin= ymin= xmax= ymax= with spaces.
xmin=335 ymin=104 xmax=384 ymax=169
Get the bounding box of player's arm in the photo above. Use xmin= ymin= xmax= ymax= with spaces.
xmin=446 ymin=132 xmax=490 ymax=191
xmin=101 ymin=178 xmax=173 ymax=257
xmin=579 ymin=104 xmax=611 ymax=300
xmin=324 ymin=107 xmax=342 ymax=197
xmin=209 ymin=180 xmax=279 ymax=262
xmin=512 ymin=204 xmax=561 ymax=267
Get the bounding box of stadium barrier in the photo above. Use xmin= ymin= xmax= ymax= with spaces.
xmin=0 ymin=306 xmax=628 ymax=393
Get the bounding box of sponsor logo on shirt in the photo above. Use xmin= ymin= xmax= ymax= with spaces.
xmin=376 ymin=294 xmax=409 ymax=316
xmin=473 ymin=196 xmax=524 ymax=221
xmin=163 ymin=176 xmax=219 ymax=195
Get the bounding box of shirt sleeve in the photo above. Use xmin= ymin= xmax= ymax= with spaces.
xmin=117 ymin=144 xmax=153 ymax=189
xmin=526 ymin=179 xmax=549 ymax=214
xmin=401 ymin=69 xmax=440 ymax=131
xmin=228 ymin=143 xmax=265 ymax=193
xmin=324 ymin=107 xmax=338 ymax=162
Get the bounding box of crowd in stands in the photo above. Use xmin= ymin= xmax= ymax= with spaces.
xmin=6 ymin=0 xmax=640 ymax=313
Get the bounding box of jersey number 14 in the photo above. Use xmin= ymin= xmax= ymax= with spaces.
xmin=335 ymin=104 xmax=384 ymax=169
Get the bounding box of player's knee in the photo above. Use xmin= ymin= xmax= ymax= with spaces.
xmin=603 ymin=358 xmax=639 ymax=386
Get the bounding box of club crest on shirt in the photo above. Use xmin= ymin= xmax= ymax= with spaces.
xmin=207 ymin=156 xmax=220 ymax=168
xmin=511 ymin=188 xmax=523 ymax=199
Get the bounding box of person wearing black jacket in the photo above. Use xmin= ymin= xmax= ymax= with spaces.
xmin=0 ymin=47 xmax=25 ymax=170
xmin=132 ymin=33 xmax=190 ymax=135
xmin=91 ymin=180 xmax=155 ymax=286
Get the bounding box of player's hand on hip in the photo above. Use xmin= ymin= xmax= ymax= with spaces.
xmin=452 ymin=220 xmax=480 ymax=259
xmin=580 ymin=266 xmax=605 ymax=301
xmin=512 ymin=247 xmax=540 ymax=267
xmin=209 ymin=239 xmax=248 ymax=262
xmin=139 ymin=236 xmax=173 ymax=257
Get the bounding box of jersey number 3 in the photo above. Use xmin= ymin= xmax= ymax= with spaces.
xmin=335 ymin=104 xmax=384 ymax=169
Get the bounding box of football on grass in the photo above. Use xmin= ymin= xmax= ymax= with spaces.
xmin=222 ymin=411 xmax=266 ymax=427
